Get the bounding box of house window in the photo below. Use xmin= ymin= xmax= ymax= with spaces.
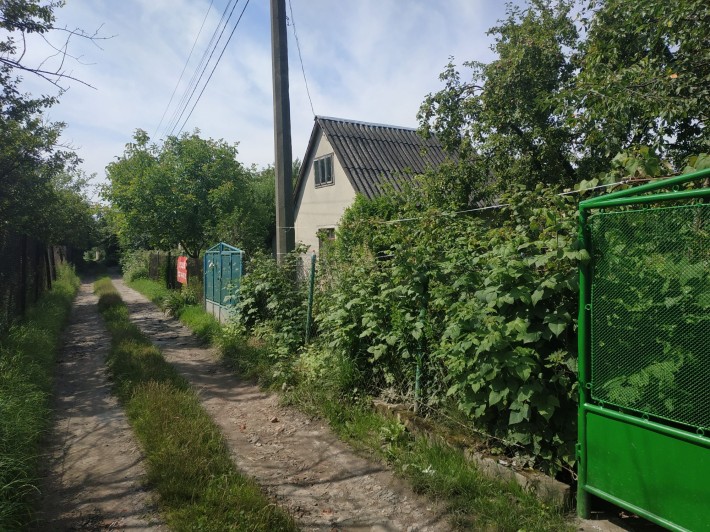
xmin=314 ymin=154 xmax=334 ymax=187
xmin=318 ymin=227 xmax=335 ymax=252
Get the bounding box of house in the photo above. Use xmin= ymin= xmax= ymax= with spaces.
xmin=293 ymin=116 xmax=449 ymax=253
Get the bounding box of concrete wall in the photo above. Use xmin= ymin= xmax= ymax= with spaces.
xmin=294 ymin=132 xmax=357 ymax=253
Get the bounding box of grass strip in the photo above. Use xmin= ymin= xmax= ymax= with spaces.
xmin=94 ymin=277 xmax=297 ymax=532
xmin=0 ymin=264 xmax=80 ymax=530
xmin=127 ymin=278 xmax=221 ymax=343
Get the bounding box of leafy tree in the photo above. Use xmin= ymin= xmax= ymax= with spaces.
xmin=1 ymin=0 xmax=99 ymax=249
xmin=418 ymin=0 xmax=579 ymax=197
xmin=571 ymin=0 xmax=709 ymax=167
xmin=105 ymin=130 xmax=272 ymax=258
xmin=418 ymin=0 xmax=709 ymax=199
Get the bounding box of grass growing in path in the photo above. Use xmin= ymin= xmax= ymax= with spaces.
xmin=126 ymin=278 xmax=221 ymax=343
xmin=0 ymin=264 xmax=80 ymax=530
xmin=94 ymin=277 xmax=296 ymax=532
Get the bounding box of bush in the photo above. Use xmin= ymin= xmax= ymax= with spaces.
xmin=233 ymin=248 xmax=309 ymax=381
xmin=315 ymin=185 xmax=581 ymax=473
xmin=120 ymin=249 xmax=151 ymax=281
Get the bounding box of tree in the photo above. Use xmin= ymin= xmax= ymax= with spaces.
xmin=105 ymin=130 xmax=271 ymax=258
xmin=1 ymin=0 xmax=99 ymax=251
xmin=418 ymin=0 xmax=709 ymax=201
xmin=418 ymin=0 xmax=579 ymax=199
xmin=1 ymin=0 xmax=107 ymax=88
xmin=571 ymin=0 xmax=709 ymax=168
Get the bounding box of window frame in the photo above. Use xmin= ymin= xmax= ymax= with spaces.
xmin=314 ymin=154 xmax=334 ymax=188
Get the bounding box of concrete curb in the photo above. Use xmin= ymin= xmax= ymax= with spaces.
xmin=372 ymin=400 xmax=572 ymax=508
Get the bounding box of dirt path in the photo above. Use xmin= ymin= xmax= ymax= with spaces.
xmin=34 ymin=279 xmax=165 ymax=531
xmin=112 ymin=277 xmax=450 ymax=531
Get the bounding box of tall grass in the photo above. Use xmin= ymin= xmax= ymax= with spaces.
xmin=0 ymin=264 xmax=80 ymax=530
xmin=94 ymin=277 xmax=296 ymax=531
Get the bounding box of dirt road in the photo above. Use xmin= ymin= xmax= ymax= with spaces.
xmin=34 ymin=279 xmax=165 ymax=530
xmin=111 ymin=277 xmax=449 ymax=531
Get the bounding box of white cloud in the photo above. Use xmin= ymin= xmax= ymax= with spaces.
xmin=14 ymin=0 xmax=515 ymax=194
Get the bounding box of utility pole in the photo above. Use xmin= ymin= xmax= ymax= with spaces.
xmin=270 ymin=0 xmax=295 ymax=262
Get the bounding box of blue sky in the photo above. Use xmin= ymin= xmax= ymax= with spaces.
xmin=18 ymin=0 xmax=516 ymax=197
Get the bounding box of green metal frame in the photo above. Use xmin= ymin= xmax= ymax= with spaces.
xmin=577 ymin=168 xmax=710 ymax=531
xmin=203 ymin=242 xmax=244 ymax=310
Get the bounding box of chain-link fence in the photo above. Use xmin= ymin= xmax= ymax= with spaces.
xmin=589 ymin=203 xmax=709 ymax=431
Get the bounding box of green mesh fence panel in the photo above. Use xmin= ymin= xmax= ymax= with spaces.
xmin=589 ymin=203 xmax=709 ymax=431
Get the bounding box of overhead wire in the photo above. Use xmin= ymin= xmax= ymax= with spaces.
xmin=153 ymin=0 xmax=215 ymax=140
xmin=287 ymin=0 xmax=315 ymax=116
xmin=175 ymin=0 xmax=252 ymax=136
xmin=162 ymin=1 xmax=234 ymax=138
xmin=162 ymin=0 xmax=238 ymax=139
xmin=169 ymin=0 xmax=243 ymax=137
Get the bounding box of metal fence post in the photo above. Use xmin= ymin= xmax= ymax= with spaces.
xmin=305 ymin=252 xmax=316 ymax=343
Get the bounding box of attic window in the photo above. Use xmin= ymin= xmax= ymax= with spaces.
xmin=314 ymin=154 xmax=334 ymax=187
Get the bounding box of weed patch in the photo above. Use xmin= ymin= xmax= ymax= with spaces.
xmin=0 ymin=264 xmax=79 ymax=529
xmin=94 ymin=277 xmax=295 ymax=531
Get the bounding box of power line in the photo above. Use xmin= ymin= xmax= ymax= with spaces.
xmin=169 ymin=0 xmax=242 ymax=137
xmin=176 ymin=0 xmax=252 ymax=136
xmin=374 ymin=179 xmax=651 ymax=226
xmin=153 ymin=0 xmax=214 ymax=139
xmin=162 ymin=1 xmax=233 ymax=138
xmin=287 ymin=0 xmax=315 ymax=116
xmin=163 ymin=0 xmax=238 ymax=138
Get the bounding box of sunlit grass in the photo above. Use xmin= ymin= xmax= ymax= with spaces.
xmin=0 ymin=264 xmax=80 ymax=529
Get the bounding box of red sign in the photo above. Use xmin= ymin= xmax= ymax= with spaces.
xmin=177 ymin=256 xmax=188 ymax=284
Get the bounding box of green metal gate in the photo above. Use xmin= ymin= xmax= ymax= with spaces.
xmin=204 ymin=242 xmax=243 ymax=323
xmin=577 ymin=169 xmax=710 ymax=531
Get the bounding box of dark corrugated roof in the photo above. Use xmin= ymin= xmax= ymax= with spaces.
xmin=295 ymin=116 xmax=451 ymax=201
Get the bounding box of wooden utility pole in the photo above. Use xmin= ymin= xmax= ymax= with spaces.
xmin=270 ymin=0 xmax=295 ymax=261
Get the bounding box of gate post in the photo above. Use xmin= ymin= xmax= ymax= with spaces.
xmin=577 ymin=207 xmax=591 ymax=518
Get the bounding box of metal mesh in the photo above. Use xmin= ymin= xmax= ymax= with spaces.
xmin=589 ymin=203 xmax=709 ymax=431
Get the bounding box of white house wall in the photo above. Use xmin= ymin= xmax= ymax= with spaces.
xmin=294 ymin=133 xmax=357 ymax=253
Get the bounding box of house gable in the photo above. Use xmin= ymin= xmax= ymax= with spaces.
xmin=293 ymin=116 xmax=451 ymax=253
xmin=294 ymin=126 xmax=357 ymax=253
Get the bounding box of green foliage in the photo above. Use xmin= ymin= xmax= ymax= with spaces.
xmin=419 ymin=0 xmax=709 ymax=193
xmin=234 ymin=248 xmax=309 ymax=377
xmin=573 ymin=0 xmax=710 ymax=166
xmin=1 ymin=2 xmax=97 ymax=250
xmin=104 ymin=130 xmax=274 ymax=258
xmin=314 ymin=184 xmax=582 ymax=472
xmin=120 ymin=249 xmax=152 ymax=282
xmin=418 ymin=0 xmax=580 ymax=191
xmin=94 ymin=278 xmax=297 ymax=531
xmin=0 ymin=264 xmax=79 ymax=529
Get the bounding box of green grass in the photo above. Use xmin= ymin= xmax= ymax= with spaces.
xmin=94 ymin=277 xmax=296 ymax=531
xmin=126 ymin=278 xmax=169 ymax=308
xmin=178 ymin=305 xmax=221 ymax=343
xmin=126 ymin=278 xmax=221 ymax=344
xmin=0 ymin=264 xmax=80 ymax=530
